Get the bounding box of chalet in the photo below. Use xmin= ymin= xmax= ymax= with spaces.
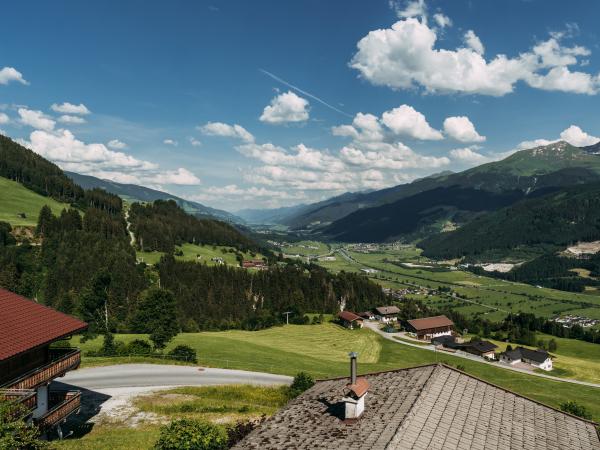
xmin=463 ymin=340 xmax=498 ymax=360
xmin=373 ymin=306 xmax=400 ymax=323
xmin=501 ymin=346 xmax=553 ymax=371
xmin=357 ymin=311 xmax=375 ymax=320
xmin=406 ymin=315 xmax=454 ymax=340
xmin=338 ymin=311 xmax=363 ymax=329
xmin=431 ymin=334 xmax=458 ymax=348
xmin=0 ymin=288 xmax=88 ymax=438
xmin=233 ymin=356 xmax=599 ymax=449
xmin=242 ymin=259 xmax=267 ymax=269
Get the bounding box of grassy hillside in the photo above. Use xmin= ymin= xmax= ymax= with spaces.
xmin=137 ymin=243 xmax=265 ymax=266
xmin=0 ymin=176 xmax=70 ymax=226
xmin=73 ymin=323 xmax=600 ymax=421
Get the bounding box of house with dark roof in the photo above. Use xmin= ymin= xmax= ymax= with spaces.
xmin=463 ymin=340 xmax=498 ymax=359
xmin=233 ymin=356 xmax=599 ymax=449
xmin=501 ymin=346 xmax=553 ymax=371
xmin=405 ymin=315 xmax=454 ymax=340
xmin=374 ymin=305 xmax=400 ymax=323
xmin=357 ymin=311 xmax=375 ymax=320
xmin=338 ymin=311 xmax=364 ymax=329
xmin=0 ymin=288 xmax=88 ymax=438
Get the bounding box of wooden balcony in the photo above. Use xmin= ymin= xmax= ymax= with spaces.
xmin=35 ymin=390 xmax=81 ymax=431
xmin=4 ymin=348 xmax=81 ymax=390
xmin=0 ymin=388 xmax=37 ymax=411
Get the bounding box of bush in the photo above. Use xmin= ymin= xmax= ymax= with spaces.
xmin=126 ymin=339 xmax=154 ymax=356
xmin=0 ymin=400 xmax=48 ymax=449
xmin=154 ymin=419 xmax=227 ymax=450
xmin=288 ymin=372 xmax=315 ymax=398
xmin=168 ymin=345 xmax=198 ymax=363
xmin=559 ymin=401 xmax=592 ymax=420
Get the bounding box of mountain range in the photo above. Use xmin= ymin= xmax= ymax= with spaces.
xmin=253 ymin=141 xmax=600 ymax=243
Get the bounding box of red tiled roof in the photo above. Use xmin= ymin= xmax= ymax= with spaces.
xmin=338 ymin=311 xmax=362 ymax=322
xmin=407 ymin=315 xmax=454 ymax=331
xmin=0 ymin=288 xmax=88 ymax=361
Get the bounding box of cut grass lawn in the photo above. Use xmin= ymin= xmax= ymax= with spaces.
xmin=54 ymin=425 xmax=160 ymax=450
xmin=0 ymin=176 xmax=71 ymax=226
xmin=73 ymin=323 xmax=600 ymax=421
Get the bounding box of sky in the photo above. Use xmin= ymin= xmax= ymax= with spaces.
xmin=1 ymin=0 xmax=600 ymax=211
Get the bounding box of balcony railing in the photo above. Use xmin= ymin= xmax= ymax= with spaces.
xmin=35 ymin=390 xmax=81 ymax=431
xmin=4 ymin=348 xmax=81 ymax=390
xmin=0 ymin=388 xmax=37 ymax=411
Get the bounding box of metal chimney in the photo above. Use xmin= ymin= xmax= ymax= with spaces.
xmin=349 ymin=352 xmax=358 ymax=385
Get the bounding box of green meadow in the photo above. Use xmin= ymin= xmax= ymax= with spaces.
xmin=0 ymin=176 xmax=71 ymax=226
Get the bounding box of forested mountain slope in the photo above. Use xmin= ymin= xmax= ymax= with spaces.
xmin=420 ymin=183 xmax=600 ymax=260
xmin=129 ymin=200 xmax=261 ymax=253
xmin=287 ymin=142 xmax=600 ymax=233
xmin=66 ymin=171 xmax=240 ymax=222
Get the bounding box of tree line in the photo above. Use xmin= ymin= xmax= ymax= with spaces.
xmin=129 ymin=200 xmax=261 ymax=254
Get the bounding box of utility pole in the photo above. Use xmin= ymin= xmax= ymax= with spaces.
xmin=283 ymin=311 xmax=292 ymax=325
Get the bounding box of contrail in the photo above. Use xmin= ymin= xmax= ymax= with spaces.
xmin=259 ymin=69 xmax=353 ymax=118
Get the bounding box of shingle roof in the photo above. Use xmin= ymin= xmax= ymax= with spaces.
xmin=407 ymin=315 xmax=454 ymax=331
xmin=374 ymin=306 xmax=400 ymax=315
xmin=338 ymin=311 xmax=362 ymax=322
xmin=467 ymin=340 xmax=498 ymax=353
xmin=233 ymin=364 xmax=600 ymax=450
xmin=0 ymin=288 xmax=88 ymax=361
xmin=504 ymin=346 xmax=550 ymax=364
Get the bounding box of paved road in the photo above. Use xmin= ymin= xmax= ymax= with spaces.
xmin=61 ymin=364 xmax=292 ymax=390
xmin=365 ymin=321 xmax=600 ymax=389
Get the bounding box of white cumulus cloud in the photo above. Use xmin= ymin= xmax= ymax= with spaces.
xmin=381 ymin=105 xmax=443 ymax=140
xmin=350 ymin=17 xmax=600 ymax=96
xmin=163 ymin=139 xmax=178 ymax=146
xmin=57 ymin=115 xmax=86 ymax=124
xmin=189 ymin=137 xmax=202 ymax=147
xmin=0 ymin=113 xmax=9 ymax=124
xmin=0 ymin=67 xmax=28 ymax=85
xmin=443 ymin=116 xmax=486 ymax=142
xmin=450 ymin=146 xmax=489 ymax=165
xmin=559 ymin=125 xmax=599 ymax=146
xmin=51 ymin=102 xmax=90 ymax=115
xmin=18 ymin=108 xmax=55 ymax=131
xmin=107 ymin=139 xmax=128 ymax=149
xmin=464 ymin=30 xmax=484 ymax=55
xmin=198 ymin=121 xmax=254 ymax=143
xmin=260 ymin=91 xmax=309 ymax=124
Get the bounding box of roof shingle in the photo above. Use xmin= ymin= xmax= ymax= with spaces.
xmin=234 ymin=364 xmax=600 ymax=450
xmin=0 ymin=288 xmax=88 ymax=361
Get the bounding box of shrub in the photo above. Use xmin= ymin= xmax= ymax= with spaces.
xmin=559 ymin=401 xmax=592 ymax=420
xmin=126 ymin=339 xmax=153 ymax=356
xmin=288 ymin=372 xmax=315 ymax=398
xmin=168 ymin=345 xmax=198 ymax=363
xmin=154 ymin=419 xmax=227 ymax=450
xmin=0 ymin=400 xmax=48 ymax=449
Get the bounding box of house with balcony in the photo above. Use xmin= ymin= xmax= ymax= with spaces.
xmin=0 ymin=288 xmax=88 ymax=438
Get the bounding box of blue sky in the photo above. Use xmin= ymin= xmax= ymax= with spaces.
xmin=1 ymin=0 xmax=600 ymax=210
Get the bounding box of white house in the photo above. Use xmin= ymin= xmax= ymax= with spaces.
xmin=501 ymin=347 xmax=553 ymax=371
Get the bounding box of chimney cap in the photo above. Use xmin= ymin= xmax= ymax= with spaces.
xmin=346 ymin=377 xmax=369 ymax=398
xmin=349 ymin=351 xmax=358 ymax=358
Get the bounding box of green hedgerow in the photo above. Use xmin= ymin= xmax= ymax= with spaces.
xmin=154 ymin=419 xmax=227 ymax=450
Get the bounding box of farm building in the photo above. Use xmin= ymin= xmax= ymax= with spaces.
xmin=357 ymin=311 xmax=375 ymax=320
xmin=463 ymin=340 xmax=498 ymax=359
xmin=0 ymin=288 xmax=88 ymax=438
xmin=242 ymin=259 xmax=267 ymax=269
xmin=338 ymin=311 xmax=364 ymax=329
xmin=374 ymin=306 xmax=400 ymax=323
xmin=501 ymin=347 xmax=553 ymax=371
xmin=233 ymin=358 xmax=599 ymax=449
xmin=406 ymin=315 xmax=454 ymax=340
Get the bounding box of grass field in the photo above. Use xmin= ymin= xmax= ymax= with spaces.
xmin=72 ymin=323 xmax=600 ymax=421
xmin=282 ymin=240 xmax=330 ymax=257
xmin=137 ymin=243 xmax=265 ymax=267
xmin=318 ymin=246 xmax=600 ymax=323
xmin=0 ymin=176 xmax=70 ymax=226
